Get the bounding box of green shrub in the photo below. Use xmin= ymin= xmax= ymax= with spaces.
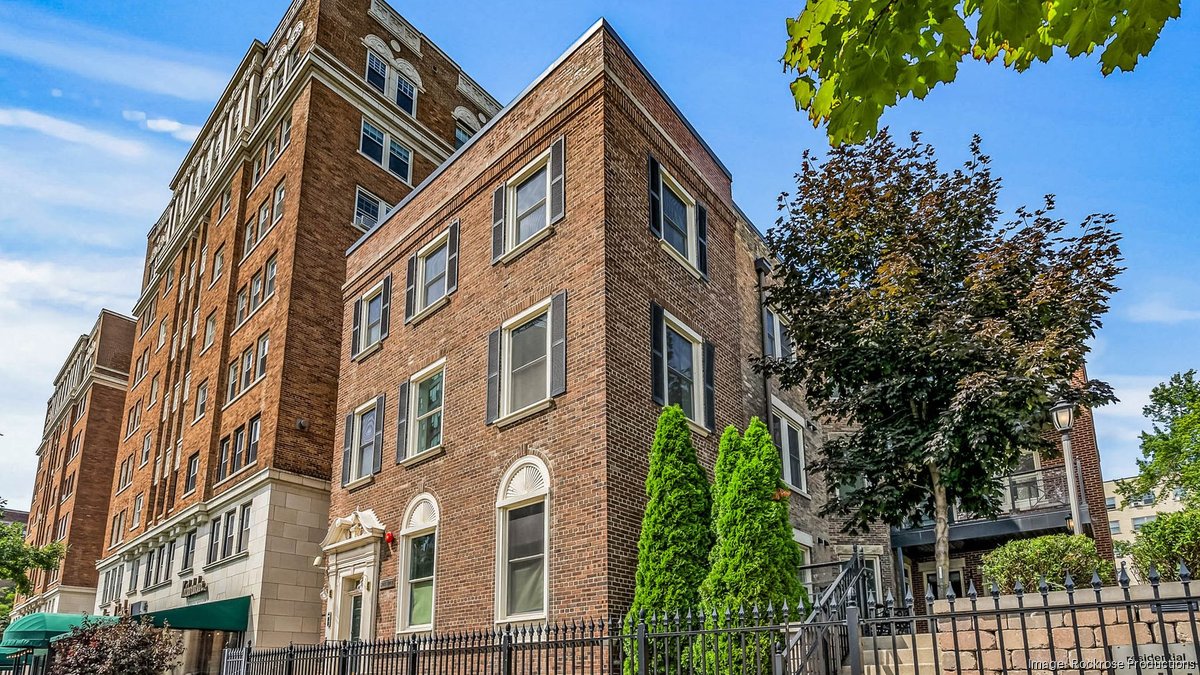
xmin=1126 ymin=509 xmax=1200 ymax=583
xmin=981 ymin=534 xmax=1115 ymax=593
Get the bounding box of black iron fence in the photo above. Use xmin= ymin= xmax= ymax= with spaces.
xmin=222 ymin=561 xmax=1200 ymax=675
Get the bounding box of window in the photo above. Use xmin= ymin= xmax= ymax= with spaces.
xmin=237 ymin=503 xmax=251 ymax=553
xmin=505 ymin=305 xmax=549 ymax=414
xmin=211 ymin=247 xmax=224 ymax=284
xmin=352 ymin=280 xmax=390 ymax=356
xmin=240 ymin=346 xmax=254 ymax=389
xmin=141 ymin=432 xmax=152 ymax=465
xmin=185 ymin=453 xmax=199 ymax=493
xmin=1106 ymin=496 xmax=1117 ymax=510
xmin=110 ymin=511 xmax=125 ymax=546
xmin=771 ymin=402 xmax=808 ymax=493
xmin=195 ymin=381 xmax=208 ymax=419
xmin=220 ymin=188 xmax=231 ymax=216
xmin=55 ymin=513 xmax=68 ymax=540
xmin=272 ymin=182 xmax=286 ymax=222
xmin=923 ymin=564 xmax=964 ymax=600
xmin=1109 ymin=520 xmax=1121 ymax=535
xmin=763 ymin=308 xmax=793 ymax=359
xmin=129 ymin=557 xmax=139 ymax=591
xmin=648 ymin=157 xmax=707 ymax=275
xmin=207 ymin=518 xmax=221 ymax=563
xmin=256 ymin=333 xmax=269 ymax=379
xmin=243 ymin=215 xmax=257 ymax=257
xmin=132 ymin=493 xmax=144 ymax=528
xmin=232 ymin=425 xmax=246 ymax=473
xmin=157 ymin=321 xmax=167 ymax=350
xmin=396 ymin=498 xmax=438 ymax=631
xmin=236 ymin=288 xmax=249 ymax=325
xmin=354 ymin=188 xmax=389 ymax=230
xmin=366 ymin=51 xmax=387 ymax=93
xmin=265 ymin=256 xmax=277 ymax=297
xmin=510 ymin=158 xmax=549 ymax=248
xmin=182 ymin=530 xmax=197 ymax=570
xmin=399 ymin=361 xmax=444 ymax=460
xmin=395 ymin=75 xmax=416 ymax=115
xmin=217 ymin=437 xmax=231 ymax=482
xmin=226 ymin=359 xmax=239 ymax=402
xmin=247 ymin=415 xmax=261 ymax=465
xmin=117 ymin=457 xmax=133 ymax=491
xmin=359 ymin=119 xmax=412 ymax=182
xmin=650 ymin=304 xmax=711 ymax=428
xmin=1133 ymin=515 xmax=1156 ymax=532
xmin=343 ymin=399 xmax=381 ymax=483
xmin=454 ymin=123 xmax=472 ymax=149
xmin=250 ymin=272 xmax=263 ymax=310
xmin=1140 ymin=492 xmax=1155 ymax=506
xmin=496 ymin=458 xmax=549 ymax=620
xmin=222 ymin=510 xmax=236 ymax=558
xmin=406 ymin=224 xmax=459 ymax=320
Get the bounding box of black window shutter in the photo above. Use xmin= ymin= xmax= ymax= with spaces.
xmin=485 ymin=328 xmax=502 ymax=424
xmin=380 ymin=275 xmax=392 ymax=338
xmin=696 ymin=204 xmax=709 ymax=277
xmin=446 ymin=219 xmax=460 ymax=294
xmin=648 ymin=156 xmax=662 ymax=238
xmin=703 ymin=341 xmax=715 ymax=430
xmin=770 ymin=413 xmax=782 ymax=448
xmin=650 ymin=302 xmax=665 ymax=404
xmin=550 ymin=291 xmax=567 ymax=397
xmin=549 ymin=136 xmax=566 ymax=224
xmin=779 ymin=322 xmax=793 ymax=360
xmin=350 ymin=300 xmax=362 ymax=358
xmin=341 ymin=414 xmax=353 ymax=485
xmin=404 ymin=253 xmax=417 ymax=321
xmin=373 ymin=394 xmax=385 ymax=474
xmin=395 ymin=381 xmax=410 ymax=463
xmin=491 ymin=185 xmax=506 ymax=262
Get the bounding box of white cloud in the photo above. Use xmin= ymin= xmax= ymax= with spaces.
xmin=0 ymin=5 xmax=227 ymax=102
xmin=1127 ymin=296 xmax=1200 ymax=324
xmin=0 ymin=107 xmax=147 ymax=158
xmin=1090 ymin=374 xmax=1165 ymax=482
xmin=49 ymin=88 xmax=62 ymax=98
xmin=123 ymin=109 xmax=202 ymax=142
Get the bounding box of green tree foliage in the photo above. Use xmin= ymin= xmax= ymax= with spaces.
xmin=980 ymin=534 xmax=1115 ymax=593
xmin=0 ymin=499 xmax=65 ymax=594
xmin=0 ymin=587 xmax=15 ymax=632
xmin=762 ymin=130 xmax=1122 ymax=590
xmin=628 ymin=406 xmax=713 ymax=615
xmin=701 ymin=418 xmax=806 ymax=610
xmin=1124 ymin=509 xmax=1200 ymax=584
xmin=1116 ymin=371 xmax=1200 ymax=508
xmin=710 ymin=426 xmax=742 ymax=529
xmin=782 ymin=0 xmax=1181 ymax=144
xmin=48 ymin=616 xmax=184 ymax=675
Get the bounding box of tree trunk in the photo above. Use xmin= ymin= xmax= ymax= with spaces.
xmin=929 ymin=462 xmax=951 ymax=598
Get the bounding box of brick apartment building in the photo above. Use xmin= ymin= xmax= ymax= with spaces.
xmin=320 ymin=18 xmax=892 ymax=640
xmin=11 ymin=310 xmax=135 ymax=619
xmin=88 ymin=0 xmax=498 ymax=670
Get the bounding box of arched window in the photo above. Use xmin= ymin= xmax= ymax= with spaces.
xmin=495 ymin=457 xmax=549 ymax=621
xmin=399 ymin=493 xmax=439 ymax=631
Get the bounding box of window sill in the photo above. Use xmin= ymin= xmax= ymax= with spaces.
xmin=686 ymin=418 xmax=711 ymax=438
xmin=396 ymin=625 xmax=433 ymax=636
xmin=399 ymin=446 xmax=445 ymax=469
xmin=229 ymin=293 xmax=275 ymax=338
xmin=178 ymin=567 xmax=195 ymax=578
xmin=191 ymin=413 xmax=206 ymax=427
xmin=788 ymin=485 xmax=811 ymax=500
xmin=351 ymin=340 xmax=383 ymax=363
xmin=142 ymin=579 xmax=172 ymax=593
xmin=344 ymin=474 xmax=375 ymax=492
xmin=658 ymin=239 xmax=703 ymax=280
xmin=406 ymin=294 xmax=450 ymax=327
xmin=496 ymin=225 xmax=555 ymax=266
xmin=495 ymin=611 xmax=547 ymax=626
xmin=213 ymin=461 xmax=259 ymax=489
xmin=202 ymin=550 xmax=250 ymax=573
xmin=494 ymin=398 xmax=555 ymax=428
xmin=221 ymin=374 xmax=266 ymax=410
xmin=358 ymin=150 xmax=414 ymax=187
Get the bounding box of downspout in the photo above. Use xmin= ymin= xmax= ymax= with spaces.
xmin=754 ymin=257 xmax=772 ymax=422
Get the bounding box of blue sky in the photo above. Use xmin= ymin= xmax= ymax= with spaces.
xmin=0 ymin=0 xmax=1196 ymax=510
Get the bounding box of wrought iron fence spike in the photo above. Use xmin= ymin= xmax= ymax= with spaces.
xmin=967 ymin=579 xmax=978 ymax=600
xmin=1064 ymin=571 xmax=1075 ymax=591
xmin=1013 ymin=579 xmax=1025 ymax=596
xmin=1181 ymin=561 xmax=1192 ymax=583
xmin=1119 ymin=561 xmax=1131 ymax=588
xmin=1038 ymin=575 xmax=1050 ymax=595
xmin=1091 ymin=570 xmax=1103 ymax=590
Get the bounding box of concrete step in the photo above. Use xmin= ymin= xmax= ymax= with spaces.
xmin=861 ymin=633 xmax=933 ymax=651
xmin=841 ymin=664 xmax=927 ymax=675
xmin=861 ymin=647 xmax=936 ymax=666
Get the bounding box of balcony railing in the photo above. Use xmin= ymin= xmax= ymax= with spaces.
xmin=900 ymin=463 xmax=1080 ymax=529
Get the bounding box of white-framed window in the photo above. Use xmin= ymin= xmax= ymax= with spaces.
xmin=763 ymin=307 xmax=793 ymax=359
xmin=402 ymin=360 xmax=444 ymax=460
xmin=359 ymin=118 xmax=412 ymax=183
xmin=366 ymin=51 xmax=388 ymax=93
xmin=345 ymin=399 xmax=380 ymax=482
xmin=652 ymin=306 xmax=708 ymax=427
xmin=354 ymin=187 xmax=389 ymax=230
xmin=272 ymin=181 xmax=286 ymax=222
xmin=648 ymin=158 xmax=707 ymax=276
xmin=141 ymin=432 xmax=152 ymax=465
xmin=1105 ymin=496 xmax=1117 ymax=510
xmin=185 ymin=453 xmax=199 ymax=494
xmin=149 ymin=374 xmax=160 ymax=407
xmin=182 ymin=530 xmax=197 ymax=570
xmin=395 ymin=75 xmax=416 ymax=116
xmin=415 ymin=229 xmax=450 ymax=313
xmin=454 ymin=123 xmax=472 ymax=149
xmin=920 ymin=559 xmax=965 ymax=600
xmin=771 ymin=398 xmax=808 ymax=494
xmin=496 ymin=457 xmax=549 ymax=622
xmin=211 ymin=247 xmax=224 ymax=285
xmin=1133 ymin=515 xmax=1156 ymax=531
xmin=195 ymin=381 xmax=208 ymax=419
xmin=157 ymin=320 xmax=167 ymax=350
xmin=265 ymin=255 xmax=277 ymax=297
xmin=354 ymin=280 xmax=389 ymax=355
xmin=502 ymin=300 xmax=552 ymax=417
xmin=507 ymin=151 xmax=551 ymax=250
xmin=132 ymin=493 xmax=144 ymax=528
xmin=117 ymin=457 xmax=133 ymax=491
xmin=203 ymin=312 xmax=216 ymax=349
xmin=237 ymin=502 xmax=252 ymax=553
xmin=1109 ymin=520 xmax=1121 ymax=535
xmin=110 ymin=511 xmax=125 ymax=546
xmin=399 ymin=494 xmax=439 ymax=632
xmin=256 ymin=332 xmax=270 ymax=379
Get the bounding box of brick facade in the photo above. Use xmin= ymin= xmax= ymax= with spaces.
xmin=12 ymin=310 xmax=134 ymax=618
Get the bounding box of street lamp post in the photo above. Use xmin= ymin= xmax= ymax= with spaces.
xmin=1051 ymin=400 xmax=1083 ymax=535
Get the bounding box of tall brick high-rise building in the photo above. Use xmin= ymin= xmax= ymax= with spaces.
xmin=11 ymin=310 xmax=135 ymax=619
xmin=89 ymin=0 xmax=498 ymax=669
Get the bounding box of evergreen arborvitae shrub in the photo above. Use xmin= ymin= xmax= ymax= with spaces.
xmin=626 ymin=406 xmax=713 ymax=674
xmin=699 ymin=417 xmax=806 ymax=673
xmin=710 ymin=426 xmax=742 ymax=530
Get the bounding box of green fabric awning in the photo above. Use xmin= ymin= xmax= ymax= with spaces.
xmin=145 ymin=596 xmax=251 ymax=632
xmin=0 ymin=647 xmax=23 ymax=670
xmin=1 ymin=613 xmax=114 ymax=649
